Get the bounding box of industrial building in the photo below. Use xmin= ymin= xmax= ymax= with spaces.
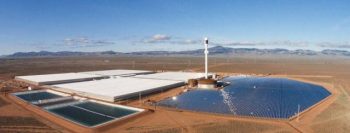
xmin=79 ymin=69 xmax=153 ymax=77
xmin=14 ymin=70 xmax=210 ymax=102
xmin=51 ymin=77 xmax=184 ymax=102
xmin=134 ymin=72 xmax=212 ymax=83
xmin=14 ymin=69 xmax=154 ymax=86
xmin=15 ymin=73 xmax=104 ymax=86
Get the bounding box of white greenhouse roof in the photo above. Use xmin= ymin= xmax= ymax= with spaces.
xmin=15 ymin=73 xmax=104 ymax=85
xmin=79 ymin=69 xmax=153 ymax=76
xmin=134 ymin=72 xmax=212 ymax=82
xmin=51 ymin=77 xmax=184 ymax=102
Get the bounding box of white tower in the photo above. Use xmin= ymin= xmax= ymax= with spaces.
xmin=204 ymin=37 xmax=209 ymax=79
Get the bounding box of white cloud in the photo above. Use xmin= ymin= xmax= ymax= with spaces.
xmin=63 ymin=37 xmax=115 ymax=48
xmin=142 ymin=34 xmax=171 ymax=43
xmin=141 ymin=34 xmax=201 ymax=45
xmin=133 ymin=34 xmax=350 ymax=50
xmin=169 ymin=39 xmax=201 ymax=45
xmin=152 ymin=34 xmax=171 ymax=41
xmin=212 ymin=40 xmax=309 ymax=47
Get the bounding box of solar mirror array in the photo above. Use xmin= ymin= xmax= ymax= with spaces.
xmin=158 ymin=76 xmax=331 ymax=119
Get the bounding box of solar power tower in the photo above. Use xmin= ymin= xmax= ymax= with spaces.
xmin=204 ymin=37 xmax=209 ymax=79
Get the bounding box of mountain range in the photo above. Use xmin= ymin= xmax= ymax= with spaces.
xmin=3 ymin=46 xmax=350 ymax=58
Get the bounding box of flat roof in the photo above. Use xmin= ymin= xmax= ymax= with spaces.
xmin=134 ymin=72 xmax=213 ymax=82
xmin=79 ymin=69 xmax=153 ymax=76
xmin=51 ymin=77 xmax=184 ymax=102
xmin=15 ymin=73 xmax=104 ymax=85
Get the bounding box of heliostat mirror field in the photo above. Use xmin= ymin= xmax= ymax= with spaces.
xmin=159 ymin=76 xmax=331 ymax=119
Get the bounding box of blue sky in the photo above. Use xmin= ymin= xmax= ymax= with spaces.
xmin=0 ymin=0 xmax=350 ymax=55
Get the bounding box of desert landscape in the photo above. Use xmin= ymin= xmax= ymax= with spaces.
xmin=2 ymin=0 xmax=350 ymax=132
xmin=1 ymin=55 xmax=349 ymax=133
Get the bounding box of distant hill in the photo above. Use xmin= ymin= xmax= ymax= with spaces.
xmin=126 ymin=46 xmax=349 ymax=56
xmin=3 ymin=46 xmax=350 ymax=58
xmin=6 ymin=51 xmax=123 ymax=58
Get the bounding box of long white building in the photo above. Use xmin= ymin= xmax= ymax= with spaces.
xmin=15 ymin=73 xmax=104 ymax=85
xmin=15 ymin=70 xmax=214 ymax=102
xmin=134 ymin=72 xmax=212 ymax=83
xmin=51 ymin=77 xmax=184 ymax=102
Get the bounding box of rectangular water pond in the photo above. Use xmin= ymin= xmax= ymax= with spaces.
xmin=12 ymin=90 xmax=144 ymax=128
xmin=46 ymin=101 xmax=142 ymax=127
xmin=14 ymin=90 xmax=62 ymax=102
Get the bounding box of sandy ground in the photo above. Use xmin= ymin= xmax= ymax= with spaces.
xmin=0 ymin=95 xmax=69 ymax=133
xmin=1 ymin=55 xmax=350 ymax=133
